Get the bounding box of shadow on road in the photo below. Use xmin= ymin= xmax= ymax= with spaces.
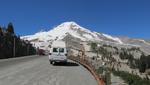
xmin=54 ymin=62 xmax=79 ymax=66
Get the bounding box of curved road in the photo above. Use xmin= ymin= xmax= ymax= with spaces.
xmin=0 ymin=55 xmax=97 ymax=85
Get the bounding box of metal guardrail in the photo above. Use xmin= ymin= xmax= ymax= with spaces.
xmin=69 ymin=55 xmax=105 ymax=85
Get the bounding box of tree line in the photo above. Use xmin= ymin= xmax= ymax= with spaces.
xmin=0 ymin=22 xmax=36 ymax=59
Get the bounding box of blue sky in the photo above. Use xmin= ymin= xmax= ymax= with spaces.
xmin=0 ymin=0 xmax=150 ymax=39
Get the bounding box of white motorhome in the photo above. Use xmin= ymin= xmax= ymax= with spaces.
xmin=49 ymin=41 xmax=67 ymax=64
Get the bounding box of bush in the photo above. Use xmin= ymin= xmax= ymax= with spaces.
xmin=112 ymin=70 xmax=150 ymax=85
xmin=91 ymin=42 xmax=97 ymax=52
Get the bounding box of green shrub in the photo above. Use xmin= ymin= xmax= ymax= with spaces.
xmin=112 ymin=70 xmax=150 ymax=85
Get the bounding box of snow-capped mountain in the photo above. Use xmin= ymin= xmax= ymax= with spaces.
xmin=22 ymin=21 xmax=123 ymax=44
xmin=21 ymin=21 xmax=150 ymax=54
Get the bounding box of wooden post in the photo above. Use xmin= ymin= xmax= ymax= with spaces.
xmin=13 ymin=37 xmax=15 ymax=57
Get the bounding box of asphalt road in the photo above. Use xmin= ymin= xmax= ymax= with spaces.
xmin=0 ymin=55 xmax=97 ymax=85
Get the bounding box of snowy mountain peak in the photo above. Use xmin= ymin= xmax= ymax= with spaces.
xmin=58 ymin=21 xmax=78 ymax=27
xmin=21 ymin=21 xmax=150 ymax=55
xmin=22 ymin=21 xmax=123 ymax=44
xmin=53 ymin=21 xmax=91 ymax=32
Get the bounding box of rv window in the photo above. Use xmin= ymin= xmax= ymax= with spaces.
xmin=59 ymin=48 xmax=64 ymax=53
xmin=53 ymin=48 xmax=58 ymax=52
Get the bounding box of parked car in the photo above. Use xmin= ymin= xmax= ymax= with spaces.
xmin=38 ymin=49 xmax=45 ymax=55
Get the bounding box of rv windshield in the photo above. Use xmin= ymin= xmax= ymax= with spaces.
xmin=53 ymin=48 xmax=64 ymax=53
xmin=53 ymin=48 xmax=58 ymax=52
xmin=59 ymin=48 xmax=64 ymax=53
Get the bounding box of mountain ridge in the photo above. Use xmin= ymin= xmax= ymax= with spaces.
xmin=22 ymin=21 xmax=123 ymax=43
xmin=21 ymin=21 xmax=150 ymax=54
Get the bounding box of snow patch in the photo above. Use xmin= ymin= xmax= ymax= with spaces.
xmin=102 ymin=34 xmax=123 ymax=44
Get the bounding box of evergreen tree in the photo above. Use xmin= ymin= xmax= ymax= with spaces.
xmin=146 ymin=55 xmax=150 ymax=68
xmin=0 ymin=22 xmax=36 ymax=59
xmin=139 ymin=54 xmax=146 ymax=73
xmin=91 ymin=43 xmax=97 ymax=52
xmin=6 ymin=22 xmax=14 ymax=34
xmin=0 ymin=26 xmax=3 ymax=36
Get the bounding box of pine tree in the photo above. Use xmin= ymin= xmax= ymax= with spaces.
xmin=91 ymin=43 xmax=97 ymax=52
xmin=0 ymin=22 xmax=36 ymax=59
xmin=0 ymin=26 xmax=3 ymax=36
xmin=6 ymin=22 xmax=14 ymax=34
xmin=139 ymin=54 xmax=146 ymax=73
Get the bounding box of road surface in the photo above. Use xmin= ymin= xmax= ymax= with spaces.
xmin=0 ymin=55 xmax=97 ymax=85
